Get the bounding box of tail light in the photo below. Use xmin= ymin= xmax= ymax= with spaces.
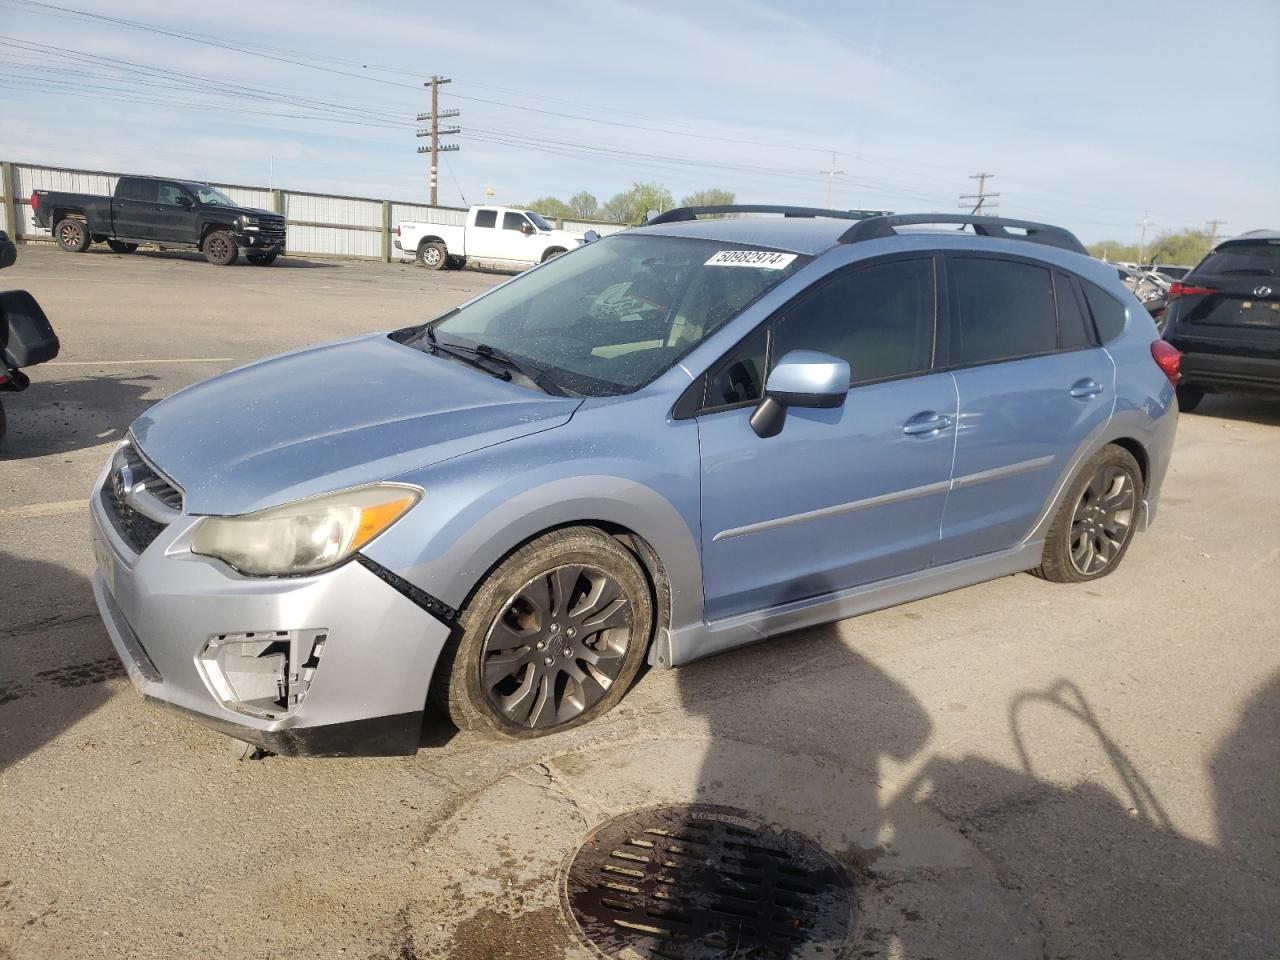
xmin=394 ymin=225 xmax=400 ymax=237
xmin=1151 ymin=340 xmax=1182 ymax=386
xmin=1168 ymin=281 xmax=1218 ymax=300
xmin=0 ymin=373 xmax=8 ymax=386
xmin=29 ymin=192 xmax=38 ymax=211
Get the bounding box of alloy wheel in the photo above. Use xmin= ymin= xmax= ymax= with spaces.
xmin=1069 ymin=463 xmax=1136 ymax=575
xmin=423 ymin=247 xmax=442 ymax=266
xmin=481 ymin=564 xmax=633 ymax=730
xmin=59 ymin=222 xmax=82 ymax=246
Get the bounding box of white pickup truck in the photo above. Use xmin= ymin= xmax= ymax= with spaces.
xmin=395 ymin=206 xmax=586 ymax=271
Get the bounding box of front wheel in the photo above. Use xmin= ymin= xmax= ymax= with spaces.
xmin=202 ymin=230 xmax=239 ymax=266
xmin=1035 ymin=444 xmax=1144 ymax=583
xmin=54 ymin=218 xmax=90 ymax=253
xmin=437 ymin=527 xmax=654 ymax=739
xmin=417 ymin=240 xmax=447 ymax=270
xmin=541 ymin=246 xmax=567 ymax=262
xmin=246 ymin=250 xmax=279 ymax=266
xmin=106 ymin=240 xmax=138 ymax=254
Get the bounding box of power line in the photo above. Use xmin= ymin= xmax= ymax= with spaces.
xmin=820 ymin=152 xmax=844 ymax=208
xmin=959 ymin=172 xmax=998 ymax=215
xmin=1205 ymin=219 xmax=1227 ymax=250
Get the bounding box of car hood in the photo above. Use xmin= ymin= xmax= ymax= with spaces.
xmin=130 ymin=334 xmax=581 ymax=515
xmin=209 ymin=205 xmax=282 ymax=220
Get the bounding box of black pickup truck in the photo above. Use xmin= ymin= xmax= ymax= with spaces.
xmin=31 ymin=175 xmax=286 ymax=266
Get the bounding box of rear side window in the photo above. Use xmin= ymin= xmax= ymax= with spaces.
xmin=1195 ymin=240 xmax=1280 ymax=278
xmin=953 ymin=257 xmax=1056 ymax=365
xmin=1080 ymin=281 xmax=1127 ymax=343
xmin=116 ymin=178 xmax=156 ymax=202
xmin=772 ymin=257 xmax=936 ymax=385
xmin=1054 ymin=272 xmax=1093 ymax=350
xmin=502 ymin=212 xmax=528 ymax=232
xmin=473 ymin=209 xmax=497 ymax=228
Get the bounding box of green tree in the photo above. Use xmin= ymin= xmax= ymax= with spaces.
xmin=524 ymin=195 xmax=574 ymax=219
xmin=1088 ymin=228 xmax=1212 ymax=266
xmin=601 ymin=181 xmax=675 ymax=225
xmin=680 ymin=188 xmax=735 ymax=208
xmin=568 ymin=191 xmax=599 ymax=220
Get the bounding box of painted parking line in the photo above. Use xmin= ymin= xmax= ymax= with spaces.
xmin=0 ymin=500 xmax=85 ymax=521
xmin=45 ymin=358 xmax=234 ymax=366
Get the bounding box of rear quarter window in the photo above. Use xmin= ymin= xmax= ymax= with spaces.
xmin=1080 ymin=281 xmax=1127 ymax=343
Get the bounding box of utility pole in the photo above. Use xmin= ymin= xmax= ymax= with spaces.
xmin=960 ymin=172 xmax=998 ymax=215
xmin=416 ymin=76 xmax=459 ymax=206
xmin=1205 ymin=219 xmax=1227 ymax=252
xmin=820 ymin=152 xmax=843 ymax=208
xmin=1136 ymin=211 xmax=1154 ymax=265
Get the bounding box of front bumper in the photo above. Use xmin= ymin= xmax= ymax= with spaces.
xmin=89 ymin=459 xmax=453 ymax=756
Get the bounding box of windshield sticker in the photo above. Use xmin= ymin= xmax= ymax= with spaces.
xmin=705 ymin=250 xmax=797 ymax=269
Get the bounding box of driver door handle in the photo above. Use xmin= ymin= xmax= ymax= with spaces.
xmin=903 ymin=412 xmax=953 ymax=436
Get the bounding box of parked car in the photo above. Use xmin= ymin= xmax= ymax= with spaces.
xmin=1162 ymin=230 xmax=1280 ymax=411
xmin=30 ymin=176 xmax=286 ymax=266
xmin=395 ymin=206 xmax=584 ymax=271
xmin=89 ymin=206 xmax=1178 ymax=758
xmin=0 ymin=231 xmax=61 ymax=445
xmin=1152 ymin=263 xmax=1191 ymax=282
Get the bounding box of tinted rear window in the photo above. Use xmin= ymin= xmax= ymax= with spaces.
xmin=1196 ymin=240 xmax=1280 ymax=278
xmin=953 ymin=257 xmax=1057 ymax=364
xmin=1080 ymin=281 xmax=1127 ymax=343
xmin=116 ymin=178 xmax=156 ymax=202
xmin=473 ymin=209 xmax=497 ymax=228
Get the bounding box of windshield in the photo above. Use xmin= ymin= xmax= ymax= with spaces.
xmin=427 ymin=234 xmax=806 ymax=396
xmin=1196 ymin=240 xmax=1280 ymax=277
xmin=195 ymin=185 xmax=236 ymax=207
xmin=525 ymin=211 xmax=555 ymax=231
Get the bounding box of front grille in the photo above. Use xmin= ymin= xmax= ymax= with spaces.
xmin=256 ymin=218 xmax=286 ymax=244
xmin=100 ymin=443 xmax=183 ymax=554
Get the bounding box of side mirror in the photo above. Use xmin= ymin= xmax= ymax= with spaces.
xmin=583 ymin=229 xmax=600 ymax=243
xmin=176 ymin=195 xmax=194 ymax=209
xmin=749 ymin=350 xmax=849 ymax=438
xmin=520 ymin=222 xmax=534 ymax=235
xmin=0 ymin=231 xmax=15 ymax=270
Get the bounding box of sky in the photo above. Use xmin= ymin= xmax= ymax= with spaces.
xmin=1 ymin=0 xmax=1277 ymax=245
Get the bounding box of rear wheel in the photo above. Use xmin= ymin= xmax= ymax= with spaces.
xmin=541 ymin=246 xmax=567 ymax=262
xmin=1035 ymin=444 xmax=1144 ymax=583
xmin=417 ymin=240 xmax=447 ymax=270
xmin=54 ymin=218 xmax=90 ymax=253
xmin=106 ymin=239 xmax=138 ymax=254
xmin=202 ymin=230 xmax=238 ymax=266
xmin=1175 ymin=384 xmax=1205 ymax=412
xmin=246 ymin=250 xmax=279 ymax=266
xmin=437 ymin=527 xmax=654 ymax=739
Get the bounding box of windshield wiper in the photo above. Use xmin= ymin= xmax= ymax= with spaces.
xmin=423 ymin=329 xmax=513 ymax=383
xmin=428 ymin=332 xmax=568 ymax=396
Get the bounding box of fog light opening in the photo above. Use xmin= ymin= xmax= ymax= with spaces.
xmin=198 ymin=629 xmax=328 ymax=720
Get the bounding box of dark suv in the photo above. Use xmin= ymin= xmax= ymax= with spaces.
xmin=1162 ymin=231 xmax=1280 ymax=410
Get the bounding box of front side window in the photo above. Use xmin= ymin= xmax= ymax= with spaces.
xmin=474 ymin=209 xmax=498 ymax=228
xmin=193 ymin=185 xmax=235 ymax=206
xmin=503 ymin=212 xmax=529 ymax=232
xmin=157 ymin=183 xmax=191 ymax=206
xmin=427 ymin=235 xmax=805 ymax=395
xmin=773 ymin=257 xmax=936 ymax=385
xmin=953 ymin=257 xmax=1056 ymax=365
xmin=526 ymin=211 xmax=554 ymax=231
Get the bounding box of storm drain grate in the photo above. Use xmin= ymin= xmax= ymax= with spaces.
xmin=562 ymin=804 xmax=854 ymax=960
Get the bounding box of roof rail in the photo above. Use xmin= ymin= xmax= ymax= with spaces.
xmin=839 ymin=214 xmax=1087 ymax=255
xmin=646 ymin=204 xmax=892 ymax=225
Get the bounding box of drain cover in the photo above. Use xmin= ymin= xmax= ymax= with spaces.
xmin=562 ymin=803 xmax=854 ymax=959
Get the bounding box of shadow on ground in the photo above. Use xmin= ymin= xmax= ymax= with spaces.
xmin=0 ymin=373 xmax=158 ymax=459
xmin=674 ymin=629 xmax=1280 ymax=959
xmin=1188 ymin=392 xmax=1280 ymax=426
xmin=81 ymin=247 xmax=337 ymax=269
xmin=0 ymin=550 xmax=117 ymax=773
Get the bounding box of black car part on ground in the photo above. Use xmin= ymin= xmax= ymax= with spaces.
xmin=0 ymin=235 xmax=60 ymax=444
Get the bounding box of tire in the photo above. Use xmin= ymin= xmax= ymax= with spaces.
xmin=106 ymin=240 xmax=138 ymax=254
xmin=1176 ymin=384 xmax=1205 ymax=412
xmin=54 ymin=218 xmax=90 ymax=253
xmin=541 ymin=247 xmax=567 ymax=262
xmin=202 ymin=229 xmax=239 ymax=266
xmin=1035 ymin=443 xmax=1144 ymax=583
xmin=436 ymin=527 xmax=654 ymax=739
xmin=417 ymin=240 xmax=447 ymax=270
xmin=246 ymin=250 xmax=279 ymax=266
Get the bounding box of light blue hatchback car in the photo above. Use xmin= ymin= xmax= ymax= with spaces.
xmin=89 ymin=207 xmax=1179 ymax=756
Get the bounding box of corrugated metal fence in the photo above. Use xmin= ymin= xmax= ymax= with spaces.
xmin=0 ymin=161 xmax=627 ymax=261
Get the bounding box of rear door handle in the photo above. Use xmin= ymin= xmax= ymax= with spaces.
xmin=903 ymin=412 xmax=953 ymax=436
xmin=1069 ymin=378 xmax=1104 ymax=400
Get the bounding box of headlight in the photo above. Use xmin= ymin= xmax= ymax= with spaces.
xmin=238 ymin=214 xmax=260 ymax=231
xmin=191 ymin=483 xmax=421 ymax=577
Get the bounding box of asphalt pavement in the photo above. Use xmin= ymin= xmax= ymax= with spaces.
xmin=0 ymin=244 xmax=1276 ymax=959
